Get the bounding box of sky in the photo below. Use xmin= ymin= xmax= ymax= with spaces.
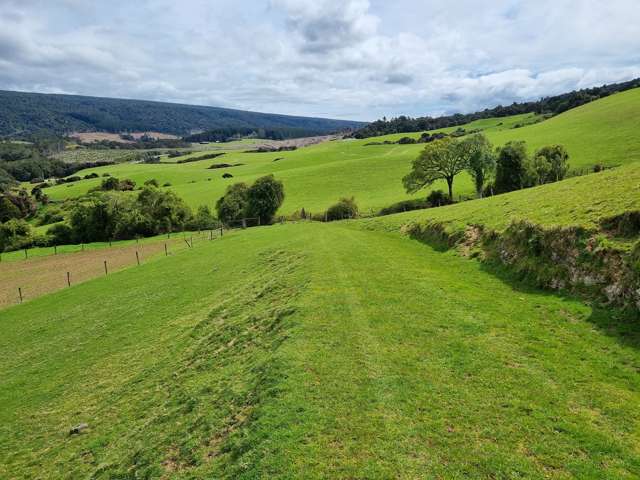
xmin=0 ymin=0 xmax=639 ymax=121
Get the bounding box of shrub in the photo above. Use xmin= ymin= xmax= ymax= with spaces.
xmin=222 ymin=173 xmax=233 ymax=179
xmin=378 ymin=198 xmax=430 ymax=216
xmin=326 ymin=197 xmax=358 ymax=221
xmin=0 ymin=219 xmax=33 ymax=251
xmin=83 ymin=173 xmax=99 ymax=179
xmin=47 ymin=223 xmax=74 ymax=245
xmin=0 ymin=196 xmax=22 ymax=222
xmin=188 ymin=205 xmax=218 ymax=230
xmin=397 ymin=136 xmax=417 ymax=144
xmin=144 ymin=178 xmax=159 ymax=187
xmin=426 ymin=189 xmax=451 ymax=207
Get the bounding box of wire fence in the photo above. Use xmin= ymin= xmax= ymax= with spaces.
xmin=0 ymin=229 xmax=226 ymax=308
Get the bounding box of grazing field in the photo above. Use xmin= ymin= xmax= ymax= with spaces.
xmin=361 ymin=161 xmax=640 ymax=235
xmin=41 ymin=88 xmax=640 ymax=215
xmin=0 ymin=235 xmax=201 ymax=308
xmin=1 ymin=219 xmax=639 ymax=478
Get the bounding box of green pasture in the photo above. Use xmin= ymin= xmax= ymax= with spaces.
xmin=1 ymin=218 xmax=639 ymax=478
xmin=40 ymin=88 xmax=640 ymax=216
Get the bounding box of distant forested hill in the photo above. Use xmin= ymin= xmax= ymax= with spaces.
xmin=354 ymin=77 xmax=640 ymax=138
xmin=0 ymin=90 xmax=365 ymax=138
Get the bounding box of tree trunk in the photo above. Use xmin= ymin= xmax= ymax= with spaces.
xmin=447 ymin=177 xmax=454 ymax=202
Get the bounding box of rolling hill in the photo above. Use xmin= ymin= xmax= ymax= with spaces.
xmin=42 ymin=87 xmax=640 ymax=216
xmin=0 ymin=90 xmax=365 ymax=138
xmin=2 ymin=161 xmax=640 ymax=477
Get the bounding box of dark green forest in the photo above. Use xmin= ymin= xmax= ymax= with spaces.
xmin=0 ymin=90 xmax=365 ymax=138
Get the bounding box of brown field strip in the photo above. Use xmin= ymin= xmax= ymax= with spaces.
xmin=0 ymin=239 xmax=188 ymax=309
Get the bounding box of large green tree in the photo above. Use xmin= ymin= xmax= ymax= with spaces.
xmin=495 ymin=141 xmax=529 ymax=194
xmin=462 ymin=134 xmax=496 ymax=198
xmin=246 ymin=175 xmax=285 ymax=225
xmin=215 ymin=183 xmax=249 ymax=225
xmin=403 ymin=137 xmax=469 ymax=201
xmin=532 ymin=145 xmax=570 ymax=184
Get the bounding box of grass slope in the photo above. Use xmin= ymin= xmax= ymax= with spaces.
xmin=41 ymin=88 xmax=640 ymax=215
xmin=361 ymin=162 xmax=640 ymax=236
xmin=2 ymin=221 xmax=640 ymax=478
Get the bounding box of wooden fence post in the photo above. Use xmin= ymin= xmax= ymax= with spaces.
xmin=164 ymin=243 xmax=168 ymax=256
xmin=18 ymin=287 xmax=23 ymax=304
xmin=67 ymin=272 xmax=71 ymax=287
xmin=104 ymin=261 xmax=108 ymax=275
xmin=136 ymin=251 xmax=140 ymax=265
xmin=24 ymin=248 xmax=28 ymax=259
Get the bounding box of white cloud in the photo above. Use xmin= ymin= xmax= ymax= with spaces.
xmin=0 ymin=0 xmax=639 ymax=120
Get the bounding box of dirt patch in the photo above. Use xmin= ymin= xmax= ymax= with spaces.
xmin=0 ymin=239 xmax=187 ymax=309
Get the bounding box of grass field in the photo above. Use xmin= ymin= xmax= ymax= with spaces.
xmin=40 ymin=88 xmax=640 ymax=216
xmin=361 ymin=161 xmax=640 ymax=235
xmin=1 ymin=219 xmax=639 ymax=478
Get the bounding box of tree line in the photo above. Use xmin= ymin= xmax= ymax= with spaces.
xmin=353 ymin=78 xmax=640 ymax=138
xmin=403 ymin=134 xmax=570 ymax=202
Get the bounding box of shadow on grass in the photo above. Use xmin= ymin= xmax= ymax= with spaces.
xmin=410 ymin=231 xmax=640 ymax=350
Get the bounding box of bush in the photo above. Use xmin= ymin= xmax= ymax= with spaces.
xmin=144 ymin=178 xmax=159 ymax=187
xmin=83 ymin=172 xmax=99 ymax=179
xmin=95 ymin=177 xmax=136 ymax=192
xmin=326 ymin=197 xmax=358 ymax=221
xmin=426 ymin=189 xmax=451 ymax=207
xmin=188 ymin=205 xmax=218 ymax=230
xmin=397 ymin=136 xmax=417 ymax=144
xmin=0 ymin=196 xmax=22 ymax=222
xmin=0 ymin=219 xmax=33 ymax=251
xmin=378 ymin=198 xmax=430 ymax=216
xmin=47 ymin=223 xmax=74 ymax=245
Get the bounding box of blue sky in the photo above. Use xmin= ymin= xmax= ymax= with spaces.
xmin=0 ymin=0 xmax=639 ymax=121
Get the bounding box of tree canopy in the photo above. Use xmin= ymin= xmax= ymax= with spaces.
xmin=403 ymin=137 xmax=470 ymax=201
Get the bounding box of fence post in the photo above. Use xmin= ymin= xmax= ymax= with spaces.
xmin=164 ymin=243 xmax=168 ymax=256
xmin=104 ymin=260 xmax=108 ymax=275
xmin=18 ymin=287 xmax=23 ymax=303
xmin=67 ymin=272 xmax=71 ymax=287
xmin=220 ymin=226 xmax=223 ymax=237
xmin=24 ymin=248 xmax=28 ymax=259
xmin=136 ymin=251 xmax=140 ymax=265
xmin=54 ymin=245 xmax=57 ymax=255
xmin=210 ymin=230 xmax=213 ymax=240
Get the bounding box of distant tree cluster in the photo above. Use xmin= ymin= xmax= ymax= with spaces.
xmin=403 ymin=134 xmax=570 ymax=202
xmin=354 ymin=78 xmax=640 ymax=138
xmin=215 ymin=175 xmax=285 ymax=226
xmin=0 ymin=140 xmax=117 ymax=187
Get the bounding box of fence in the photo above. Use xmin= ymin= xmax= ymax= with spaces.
xmin=0 ymin=229 xmax=225 ymax=308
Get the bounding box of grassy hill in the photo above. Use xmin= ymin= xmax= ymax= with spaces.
xmin=3 ymin=96 xmax=640 ymax=477
xmin=0 ymin=90 xmax=364 ymax=137
xmin=362 ymin=161 xmax=640 ymax=234
xmin=2 ymin=213 xmax=640 ymax=478
xmin=40 ymin=88 xmax=640 ymax=216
